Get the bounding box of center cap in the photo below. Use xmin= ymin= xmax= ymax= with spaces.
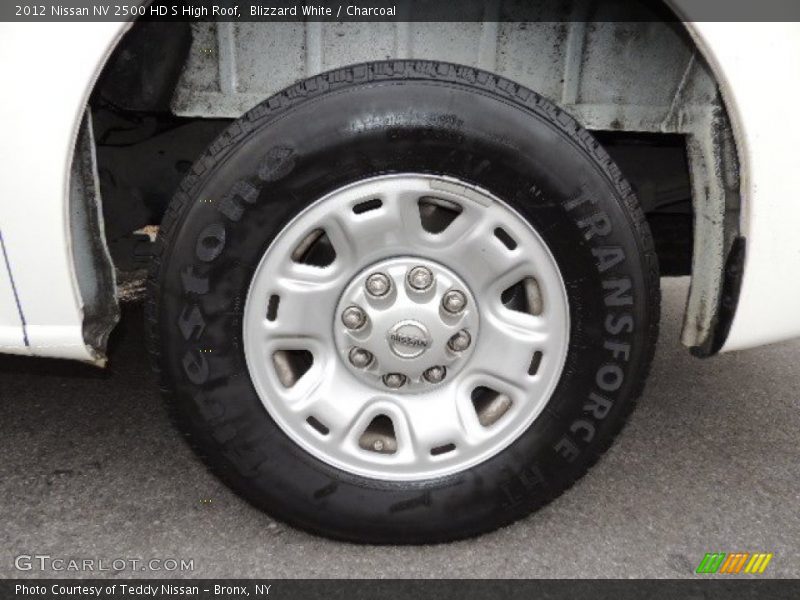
xmin=334 ymin=256 xmax=480 ymax=393
xmin=387 ymin=320 xmax=431 ymax=359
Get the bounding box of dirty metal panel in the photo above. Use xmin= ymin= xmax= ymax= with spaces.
xmin=168 ymin=5 xmax=735 ymax=353
xmin=171 ymin=18 xmax=718 ymax=136
xmin=318 ymin=21 xmax=399 ymax=67
xmin=496 ymin=22 xmax=571 ymax=102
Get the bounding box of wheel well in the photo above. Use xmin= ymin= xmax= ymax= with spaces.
xmin=81 ymin=6 xmax=741 ymax=355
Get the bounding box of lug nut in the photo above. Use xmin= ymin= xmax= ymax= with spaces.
xmin=442 ymin=290 xmax=467 ymax=314
xmin=447 ymin=329 xmax=472 ymax=353
xmin=365 ymin=272 xmax=392 ymax=297
xmin=407 ymin=266 xmax=434 ymax=291
xmin=341 ymin=305 xmax=367 ymax=330
xmin=423 ymin=366 xmax=447 ymax=384
xmin=382 ymin=373 xmax=407 ymax=388
xmin=348 ymin=347 xmax=373 ymax=369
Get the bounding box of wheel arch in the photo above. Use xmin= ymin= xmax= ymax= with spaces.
xmin=61 ymin=7 xmax=747 ymax=362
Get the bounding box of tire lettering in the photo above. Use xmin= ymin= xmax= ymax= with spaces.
xmin=605 ymin=313 xmax=634 ymax=335
xmin=195 ymin=391 xmax=224 ymax=422
xmin=178 ymin=304 xmax=206 ymax=341
xmin=603 ymin=277 xmax=633 ymax=306
xmin=196 ymin=223 xmax=226 ymax=262
xmin=554 ymin=436 xmax=579 ymax=463
xmin=563 ymin=188 xmax=595 ymax=211
xmin=603 ymin=340 xmax=631 ymax=362
xmin=569 ymin=419 xmax=595 ymax=443
xmin=499 ymin=464 xmax=546 ymax=508
xmin=592 ymin=246 xmax=625 ymax=273
xmin=181 ymin=266 xmax=209 ymax=295
xmin=182 ymin=349 xmax=209 ymax=384
xmin=584 ymin=392 xmax=612 ymax=420
xmin=577 ymin=212 xmax=612 ymax=240
xmin=551 ymin=213 xmax=639 ymax=464
xmin=180 ymin=176 xmax=259 ymax=394
xmin=596 ymin=364 xmax=624 ymax=392
xmin=218 ymin=180 xmax=260 ymax=222
xmin=258 ymin=146 xmax=296 ymax=182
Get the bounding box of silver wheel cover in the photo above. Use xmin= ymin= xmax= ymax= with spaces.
xmin=243 ymin=174 xmax=569 ymax=481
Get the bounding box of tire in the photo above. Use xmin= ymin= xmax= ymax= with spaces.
xmin=146 ymin=60 xmax=659 ymax=544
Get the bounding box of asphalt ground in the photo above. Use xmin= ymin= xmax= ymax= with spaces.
xmin=2 ymin=277 xmax=798 ymax=578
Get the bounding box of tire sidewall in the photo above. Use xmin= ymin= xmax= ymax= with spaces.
xmin=151 ymin=63 xmax=658 ymax=543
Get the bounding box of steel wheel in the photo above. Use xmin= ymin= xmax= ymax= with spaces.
xmin=243 ymin=174 xmax=569 ymax=481
xmin=150 ymin=60 xmax=659 ymax=542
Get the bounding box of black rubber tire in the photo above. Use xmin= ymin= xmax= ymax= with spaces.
xmin=146 ymin=60 xmax=660 ymax=544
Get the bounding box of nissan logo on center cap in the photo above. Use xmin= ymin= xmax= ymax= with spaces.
xmin=387 ymin=320 xmax=431 ymax=359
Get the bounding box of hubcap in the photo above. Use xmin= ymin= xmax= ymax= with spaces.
xmin=243 ymin=174 xmax=569 ymax=481
xmin=334 ymin=257 xmax=479 ymax=393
